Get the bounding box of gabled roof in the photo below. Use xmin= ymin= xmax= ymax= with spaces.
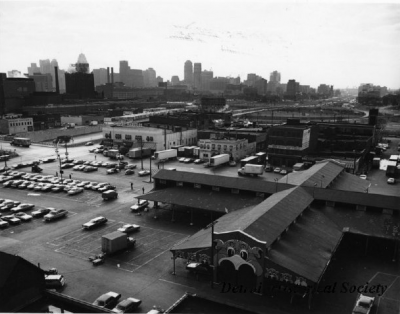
xmin=267 ymin=208 xmax=343 ymax=283
xmin=328 ymin=171 xmax=371 ymax=193
xmin=153 ymin=169 xmax=293 ymax=194
xmin=138 ymin=187 xmax=264 ymax=213
xmin=279 ymin=160 xmax=345 ymax=188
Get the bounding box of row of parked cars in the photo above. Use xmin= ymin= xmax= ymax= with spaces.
xmin=1 ymin=171 xmax=117 ymax=195
xmin=0 ymin=197 xmax=68 ymax=227
xmin=0 ymin=157 xmax=56 ymax=173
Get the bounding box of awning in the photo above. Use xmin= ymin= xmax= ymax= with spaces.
xmin=138 ymin=187 xmax=264 ymax=213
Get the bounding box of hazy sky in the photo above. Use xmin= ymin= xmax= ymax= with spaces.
xmin=1 ymin=0 xmax=399 ymax=89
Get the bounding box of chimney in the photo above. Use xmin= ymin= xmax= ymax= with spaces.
xmin=111 ymin=67 xmax=114 ymax=84
xmin=54 ymin=66 xmax=60 ymax=94
xmin=107 ymin=67 xmax=110 ymax=84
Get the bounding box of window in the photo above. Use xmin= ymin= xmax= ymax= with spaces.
xmin=212 ymin=144 xmax=215 ymax=149
xmin=230 ymin=145 xmax=233 ymax=151
xmin=217 ymin=145 xmax=221 ymax=149
xmin=194 ymin=184 xmax=201 ymax=189
xmin=177 ymin=182 xmax=183 ymax=187
xmin=212 ymin=186 xmax=220 ymax=191
xmin=203 ymin=154 xmax=208 ymax=157
xmin=125 ymin=134 xmax=132 ymax=140
xmin=207 ymin=145 xmax=210 ymax=149
xmin=115 ymin=134 xmax=122 ymax=139
xmin=223 ymin=145 xmax=227 ymax=150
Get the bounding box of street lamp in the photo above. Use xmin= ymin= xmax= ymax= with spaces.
xmin=55 ymin=145 xmax=63 ymax=180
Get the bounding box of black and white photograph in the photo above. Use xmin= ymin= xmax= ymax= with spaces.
xmin=0 ymin=0 xmax=399 ymax=313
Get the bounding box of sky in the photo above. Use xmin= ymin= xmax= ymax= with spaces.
xmin=0 ymin=0 xmax=400 ymax=89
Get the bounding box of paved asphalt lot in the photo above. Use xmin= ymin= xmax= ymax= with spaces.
xmin=0 ymin=138 xmax=399 ymax=314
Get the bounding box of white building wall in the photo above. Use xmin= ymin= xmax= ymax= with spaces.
xmin=198 ymin=138 xmax=255 ymax=161
xmin=102 ymin=126 xmax=197 ymax=151
xmin=7 ymin=118 xmax=34 ymax=134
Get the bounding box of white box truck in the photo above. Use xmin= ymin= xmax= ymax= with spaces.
xmin=108 ymin=149 xmax=120 ymax=159
xmin=89 ymin=121 xmax=98 ymax=126
xmin=238 ymin=164 xmax=264 ymax=176
xmin=129 ymin=147 xmax=152 ymax=159
xmin=153 ymin=149 xmax=177 ymax=162
xmin=209 ymin=154 xmax=230 ymax=167
xmin=101 ymin=231 xmax=136 ymax=254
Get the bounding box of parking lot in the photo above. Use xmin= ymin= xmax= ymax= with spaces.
xmin=48 ymin=219 xmax=187 ymax=272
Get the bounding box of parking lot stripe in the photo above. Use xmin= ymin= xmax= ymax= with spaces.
xmin=159 ymin=279 xmax=193 ymax=289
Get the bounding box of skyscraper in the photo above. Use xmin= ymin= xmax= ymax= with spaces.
xmin=193 ymin=63 xmax=202 ymax=90
xmin=270 ymin=71 xmax=281 ymax=83
xmin=119 ymin=61 xmax=129 ymax=85
xmin=27 ymin=63 xmax=40 ymax=75
xmin=184 ymin=60 xmax=193 ymax=86
xmin=268 ymin=70 xmax=281 ymax=94
xmin=144 ymin=68 xmax=156 ymax=87
xmin=171 ymin=76 xmax=180 ymax=85
xmin=286 ymin=79 xmax=297 ymax=97
xmin=39 ymin=59 xmax=51 ymax=75
xmin=201 ymin=70 xmax=213 ymax=91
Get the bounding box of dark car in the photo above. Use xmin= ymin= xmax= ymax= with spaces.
xmin=31 ymin=208 xmax=52 ymax=218
xmin=82 ymin=216 xmax=108 ymax=230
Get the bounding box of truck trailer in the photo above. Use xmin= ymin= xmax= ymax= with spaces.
xmin=209 ymin=154 xmax=230 ymax=167
xmin=129 ymin=147 xmax=152 ymax=159
xmin=153 ymin=149 xmax=177 ymax=162
xmin=240 ymin=156 xmax=259 ymax=168
xmin=101 ymin=231 xmax=136 ymax=254
xmin=238 ymin=164 xmax=264 ymax=176
xmin=107 ymin=149 xmax=120 ymax=159
xmin=10 ymin=137 xmax=31 ymax=147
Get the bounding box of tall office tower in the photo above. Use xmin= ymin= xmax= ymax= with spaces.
xmin=28 ymin=73 xmax=53 ymax=91
xmin=147 ymin=68 xmax=156 ymax=87
xmin=57 ymin=69 xmax=66 ymax=93
xmin=130 ymin=69 xmax=144 ymax=87
xmin=193 ymin=63 xmax=202 ymax=90
xmin=201 ymin=70 xmax=213 ymax=91
xmin=184 ymin=60 xmax=193 ymax=85
xmin=50 ymin=59 xmax=58 ymax=89
xmin=171 ymin=76 xmax=180 ymax=85
xmin=39 ymin=59 xmax=51 ymax=74
xmin=93 ymin=68 xmax=108 ymax=86
xmin=246 ymin=73 xmax=258 ymax=87
xmin=27 ymin=63 xmax=41 ymax=75
xmin=270 ymin=71 xmax=281 ymax=83
xmin=286 ymin=79 xmax=297 ymax=96
xmin=119 ymin=60 xmax=130 ymax=85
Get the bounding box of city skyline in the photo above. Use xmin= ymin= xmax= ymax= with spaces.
xmin=1 ymin=1 xmax=399 ymax=89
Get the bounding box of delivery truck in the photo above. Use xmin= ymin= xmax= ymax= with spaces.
xmin=101 ymin=231 xmax=136 ymax=254
xmin=238 ymin=164 xmax=264 ymax=176
xmin=152 ymin=149 xmax=177 ymax=162
xmin=107 ymin=149 xmax=120 ymax=159
xmin=89 ymin=121 xmax=98 ymax=126
xmin=240 ymin=156 xmax=259 ymax=167
xmin=128 ymin=147 xmax=152 ymax=159
xmin=10 ymin=137 xmax=31 ymax=147
xmin=293 ymin=163 xmax=305 ymax=171
xmin=209 ymin=154 xmax=230 ymax=167
xmin=372 ymin=158 xmax=381 ymax=169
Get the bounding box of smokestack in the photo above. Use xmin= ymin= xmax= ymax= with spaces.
xmin=111 ymin=67 xmax=114 ymax=84
xmin=54 ymin=66 xmax=60 ymax=94
xmin=107 ymin=67 xmax=110 ymax=84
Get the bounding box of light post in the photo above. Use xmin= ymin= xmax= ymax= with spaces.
xmin=55 ymin=146 xmax=63 ymax=180
xmin=274 ymin=178 xmax=278 ymax=193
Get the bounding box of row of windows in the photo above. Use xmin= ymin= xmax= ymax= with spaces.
xmin=199 ymin=143 xmax=246 ymax=150
xmin=10 ymin=121 xmax=32 ymax=127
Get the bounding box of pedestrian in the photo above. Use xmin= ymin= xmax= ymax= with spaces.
xmin=69 ymin=174 xmax=72 ymax=179
xmin=131 ymin=182 xmax=133 ymax=190
xmin=142 ymin=187 xmax=145 ymax=194
xmin=56 ymin=171 xmax=58 ymax=177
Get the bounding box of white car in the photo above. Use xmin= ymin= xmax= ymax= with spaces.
xmin=359 ymin=175 xmax=367 ymax=180
xmin=117 ymin=224 xmax=140 ymax=233
xmin=82 ymin=216 xmax=108 ymax=230
xmin=178 ymin=157 xmax=186 ymax=162
xmin=130 ymin=200 xmax=149 ymax=211
xmin=387 ymin=178 xmax=396 ymax=184
xmin=15 ymin=212 xmax=33 ymax=222
xmin=352 ymin=294 xmax=374 ymax=314
xmin=68 ymin=187 xmax=84 ymax=195
xmin=138 ymin=170 xmax=150 ymax=177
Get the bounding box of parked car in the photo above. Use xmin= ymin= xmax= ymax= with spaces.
xmin=82 ymin=216 xmax=108 ymax=230
xmin=98 ymin=185 xmax=116 ymax=192
xmin=0 ymin=203 xmax=15 ymax=212
xmin=126 ymin=164 xmax=137 ymax=170
xmin=194 ymin=159 xmax=204 ymax=164
xmin=178 ymin=157 xmax=186 ymax=162
xmin=15 ymin=212 xmax=33 ymax=222
xmin=89 ymin=148 xmax=96 ymax=153
xmin=117 ymin=224 xmax=140 ymax=233
xmin=265 ymin=165 xmax=273 ymax=172
xmin=125 ymin=169 xmax=135 ymax=175
xmin=274 ymin=167 xmax=281 ymax=173
xmin=138 ymin=170 xmax=150 ymax=177
xmin=111 ymin=298 xmax=142 ymax=313
xmin=352 ymin=294 xmax=374 ymax=314
xmin=280 ymin=169 xmax=288 ymax=175
xmin=130 ymin=200 xmax=149 ymax=212
xmin=229 ymin=160 xmax=237 ymax=167
xmin=31 ymin=208 xmax=52 ymax=218
xmin=0 ymin=218 xmax=9 ymax=228
xmin=51 ymin=185 xmax=65 ymax=192
xmin=68 ymin=187 xmax=84 ymax=195
xmin=11 ymin=203 xmax=35 ymax=213
xmin=387 ymin=177 xmax=396 ymax=184
xmin=107 ymin=168 xmax=120 ymax=174
xmin=2 ymin=214 xmax=21 ymax=224
xmin=61 ymin=163 xmax=74 ymax=169
xmin=85 ymin=142 xmax=94 ymax=146
xmin=43 ymin=209 xmax=68 ymax=222
xmin=184 ymin=158 xmax=193 ymax=163
xmin=84 ymin=166 xmax=98 ymax=172
xmin=359 ymin=175 xmax=367 ymax=180
xmin=93 ymin=292 xmax=121 ymax=309
xmin=42 ymin=157 xmax=56 ymax=163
